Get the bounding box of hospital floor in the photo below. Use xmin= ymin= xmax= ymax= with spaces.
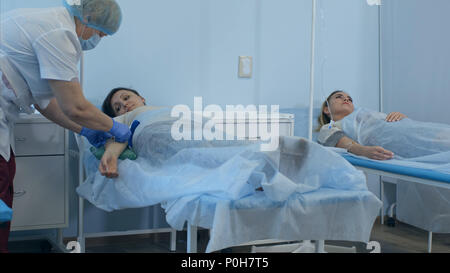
xmin=8 ymin=218 xmax=450 ymax=253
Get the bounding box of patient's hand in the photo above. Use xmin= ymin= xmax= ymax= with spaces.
xmin=363 ymin=146 xmax=394 ymax=161
xmin=98 ymin=139 xmax=128 ymax=178
xmin=99 ymin=150 xmax=119 ymax=178
xmin=385 ymin=112 xmax=407 ymax=122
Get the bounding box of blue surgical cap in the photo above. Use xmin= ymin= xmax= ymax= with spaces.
xmin=63 ymin=0 xmax=122 ymax=35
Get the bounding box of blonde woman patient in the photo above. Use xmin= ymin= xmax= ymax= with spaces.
xmin=317 ymin=90 xmax=407 ymax=161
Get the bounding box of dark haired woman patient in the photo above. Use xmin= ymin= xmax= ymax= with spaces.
xmin=99 ymin=87 xmax=163 ymax=178
xmin=317 ymin=90 xmax=407 ymax=161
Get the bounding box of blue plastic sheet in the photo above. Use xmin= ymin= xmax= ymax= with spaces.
xmin=342 ymin=153 xmax=450 ymax=183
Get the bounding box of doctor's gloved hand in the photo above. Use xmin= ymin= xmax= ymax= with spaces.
xmin=80 ymin=127 xmax=113 ymax=148
xmin=109 ymin=119 xmax=132 ymax=144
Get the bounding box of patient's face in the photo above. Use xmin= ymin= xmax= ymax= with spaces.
xmin=327 ymin=91 xmax=354 ymax=118
xmin=111 ymin=90 xmax=146 ymax=116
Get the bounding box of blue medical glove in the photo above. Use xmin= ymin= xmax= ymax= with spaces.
xmin=109 ymin=119 xmax=132 ymax=144
xmin=80 ymin=127 xmax=112 ymax=148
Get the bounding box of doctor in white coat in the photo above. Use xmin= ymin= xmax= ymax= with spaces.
xmin=0 ymin=0 xmax=131 ymax=253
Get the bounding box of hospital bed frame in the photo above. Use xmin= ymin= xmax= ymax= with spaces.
xmin=185 ymin=225 xmax=355 ymax=253
xmin=72 ymin=137 xmax=337 ymax=253
xmin=351 ymin=163 xmax=450 ymax=253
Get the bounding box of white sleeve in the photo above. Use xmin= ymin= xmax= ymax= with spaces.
xmin=33 ymin=29 xmax=81 ymax=81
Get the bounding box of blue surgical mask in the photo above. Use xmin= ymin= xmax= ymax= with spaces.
xmin=79 ymin=34 xmax=101 ymax=51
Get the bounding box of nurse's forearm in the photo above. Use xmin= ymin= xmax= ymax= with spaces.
xmin=35 ymin=98 xmax=82 ymax=133
xmin=48 ymin=79 xmax=113 ymax=132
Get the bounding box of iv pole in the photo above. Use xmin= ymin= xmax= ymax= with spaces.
xmin=304 ymin=0 xmax=382 ymax=253
xmin=308 ymin=0 xmax=317 ymax=142
xmin=378 ymin=3 xmax=383 ymax=113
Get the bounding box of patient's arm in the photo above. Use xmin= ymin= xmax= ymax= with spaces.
xmin=336 ymin=136 xmax=394 ymax=161
xmin=99 ymin=140 xmax=128 ymax=178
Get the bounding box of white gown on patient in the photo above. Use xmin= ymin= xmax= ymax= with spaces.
xmin=342 ymin=108 xmax=450 ymax=159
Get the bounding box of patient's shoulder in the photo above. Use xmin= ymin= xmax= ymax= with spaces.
xmin=317 ymin=122 xmax=344 ymax=146
xmin=319 ymin=121 xmax=342 ymax=132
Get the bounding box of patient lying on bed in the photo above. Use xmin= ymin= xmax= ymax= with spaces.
xmin=87 ymin=87 xmax=367 ymax=197
xmin=98 ymin=87 xmax=260 ymax=179
xmin=317 ymin=90 xmax=450 ymax=160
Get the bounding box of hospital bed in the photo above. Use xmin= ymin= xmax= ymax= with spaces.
xmin=71 ymin=111 xmax=297 ymax=253
xmin=72 ymin=109 xmax=382 ymax=253
xmin=342 ymin=152 xmax=450 ymax=253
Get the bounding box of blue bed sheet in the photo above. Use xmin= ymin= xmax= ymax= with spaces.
xmin=342 ymin=154 xmax=450 ymax=184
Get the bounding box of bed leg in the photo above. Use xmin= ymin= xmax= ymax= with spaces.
xmin=77 ymin=197 xmax=86 ymax=253
xmin=187 ymin=224 xmax=198 ymax=253
xmin=427 ymin=231 xmax=433 ymax=253
xmin=380 ymin=176 xmax=384 ymax=225
xmin=170 ymin=229 xmax=177 ymax=252
xmin=315 ymin=240 xmax=325 ymax=253
xmin=77 ymin=138 xmax=86 ymax=253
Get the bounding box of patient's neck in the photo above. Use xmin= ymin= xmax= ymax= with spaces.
xmin=331 ymin=112 xmax=351 ymax=122
xmin=332 ymin=115 xmax=345 ymax=122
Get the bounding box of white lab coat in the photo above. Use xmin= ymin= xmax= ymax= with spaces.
xmin=0 ymin=95 xmax=15 ymax=162
xmin=0 ymin=7 xmax=82 ymax=161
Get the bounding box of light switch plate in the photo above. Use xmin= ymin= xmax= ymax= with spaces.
xmin=239 ymin=56 xmax=253 ymax=78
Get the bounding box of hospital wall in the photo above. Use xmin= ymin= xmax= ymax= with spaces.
xmin=381 ymin=0 xmax=450 ymax=125
xmin=83 ymin=0 xmax=380 ymax=110
xmin=2 ymin=0 xmax=380 ymax=239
